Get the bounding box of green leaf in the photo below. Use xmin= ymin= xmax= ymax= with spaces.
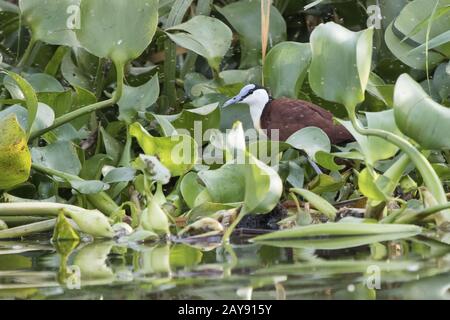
xmin=118 ymin=74 xmax=159 ymax=123
xmin=19 ymin=0 xmax=80 ymax=46
xmin=290 ymin=188 xmax=337 ymax=220
xmin=358 ymin=168 xmax=388 ymax=202
xmin=180 ymin=172 xmax=207 ymax=209
xmin=263 ymin=41 xmax=311 ymax=99
xmin=309 ymin=22 xmax=373 ymax=113
xmin=103 ymin=167 xmax=136 ymax=184
xmin=140 ymin=196 xmax=170 ymax=236
xmin=0 ymin=115 xmax=31 ymax=189
xmin=166 ymin=16 xmax=232 ymax=71
xmin=70 ymin=180 xmax=109 ymax=194
xmin=25 ymin=73 xmax=65 ymax=93
xmin=198 ymin=164 xmax=246 ymax=204
xmin=68 ymin=209 xmax=114 ymax=238
xmin=76 ymin=0 xmax=158 ymax=64
xmin=149 ymin=103 xmax=220 ymax=138
xmin=251 ymin=226 xmax=421 ymax=250
xmin=130 ymin=122 xmax=198 ymax=177
xmin=38 ymin=90 xmax=73 ymax=118
xmin=366 ymin=72 xmax=394 ymax=107
xmin=188 ymin=202 xmax=237 ymax=221
xmin=338 ymin=110 xmax=402 ymax=166
xmin=286 ymin=127 xmax=331 ymax=160
xmin=0 ymin=104 xmax=55 ymax=137
xmin=71 ymin=85 xmax=97 ymax=129
xmin=243 ymin=152 xmax=283 ymax=215
xmin=309 ymin=174 xmax=344 ymax=194
xmin=99 ymin=127 xmax=123 ymax=165
xmin=394 ymin=74 xmax=450 ymax=150
xmin=216 ymin=0 xmax=286 ymax=68
xmin=384 ymin=0 xmax=450 ymax=70
xmin=3 ymin=71 xmax=39 ymax=137
xmin=61 ymin=49 xmax=95 ymax=90
xmin=251 ymin=222 xmax=422 ymax=243
xmin=432 ymin=62 xmax=450 ymax=102
xmin=31 ymin=141 xmax=81 ymax=176
xmin=52 ymin=213 xmax=80 ymax=241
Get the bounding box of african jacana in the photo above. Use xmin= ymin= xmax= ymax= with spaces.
xmin=222 ymin=84 xmax=353 ymax=144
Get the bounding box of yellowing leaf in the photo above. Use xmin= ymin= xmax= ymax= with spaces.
xmin=0 ymin=115 xmax=31 ymax=189
xmin=130 ymin=122 xmax=198 ymax=177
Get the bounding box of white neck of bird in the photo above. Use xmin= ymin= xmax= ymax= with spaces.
xmin=242 ymin=89 xmax=270 ymax=133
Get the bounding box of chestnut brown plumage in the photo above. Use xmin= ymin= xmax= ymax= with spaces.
xmin=222 ymin=84 xmax=354 ymax=145
xmin=260 ymin=98 xmax=354 ymax=144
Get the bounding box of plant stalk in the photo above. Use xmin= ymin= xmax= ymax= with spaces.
xmin=0 ymin=202 xmax=88 ymax=216
xmin=29 ymin=60 xmax=125 ymax=140
xmin=0 ymin=219 xmax=56 ymax=239
xmin=31 ymin=163 xmax=119 ymax=216
xmin=349 ymin=113 xmax=450 ymax=228
xmin=17 ymin=38 xmax=36 ymax=68
xmin=222 ymin=207 xmax=245 ymax=244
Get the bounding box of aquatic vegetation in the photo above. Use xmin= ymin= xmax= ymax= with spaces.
xmin=0 ymin=0 xmax=449 ymax=299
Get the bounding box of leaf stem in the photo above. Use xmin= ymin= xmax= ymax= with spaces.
xmin=349 ymin=113 xmax=450 ymax=227
xmin=94 ymin=58 xmax=108 ymax=99
xmin=0 ymin=219 xmax=56 ymax=239
xmin=0 ymin=202 xmax=88 ymax=216
xmin=29 ymin=60 xmax=125 ymax=140
xmin=17 ymin=38 xmax=36 ymax=68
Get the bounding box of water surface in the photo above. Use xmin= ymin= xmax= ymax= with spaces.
xmin=1 ymin=234 xmax=449 ymax=300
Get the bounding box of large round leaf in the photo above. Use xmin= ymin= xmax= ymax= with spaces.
xmin=166 ymin=15 xmax=232 ymax=72
xmin=76 ymin=0 xmax=158 ymax=64
xmin=309 ymin=22 xmax=373 ymax=113
xmin=216 ymin=0 xmax=286 ymax=69
xmin=263 ymin=42 xmax=311 ymax=99
xmin=394 ymin=73 xmax=450 ymax=150
xmin=19 ymin=0 xmax=80 ymax=46
xmin=0 ymin=115 xmax=31 ymax=190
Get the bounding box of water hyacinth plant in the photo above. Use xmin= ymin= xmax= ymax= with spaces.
xmin=0 ymin=0 xmax=449 ymax=300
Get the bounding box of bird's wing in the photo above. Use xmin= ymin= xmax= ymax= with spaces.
xmin=261 ymin=98 xmax=353 ymax=144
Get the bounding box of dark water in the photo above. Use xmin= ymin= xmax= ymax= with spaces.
xmin=0 ymin=234 xmax=449 ymax=300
